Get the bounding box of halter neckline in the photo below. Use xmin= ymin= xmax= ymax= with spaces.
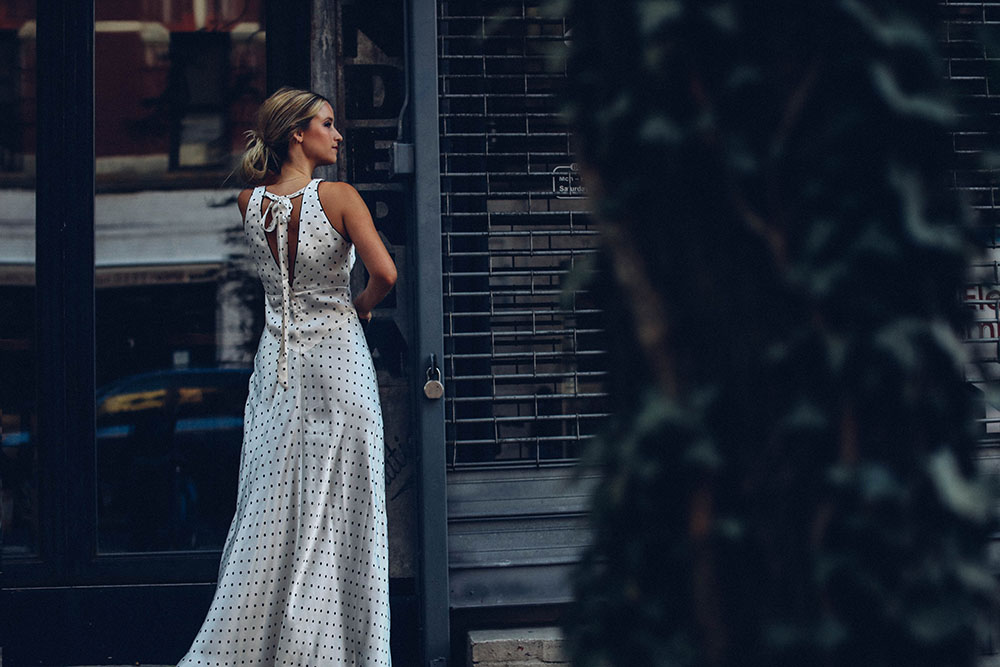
xmin=263 ymin=179 xmax=317 ymax=199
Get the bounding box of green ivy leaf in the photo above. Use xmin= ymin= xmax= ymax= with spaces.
xmin=954 ymin=559 xmax=1000 ymax=598
xmin=870 ymin=62 xmax=955 ymax=123
xmin=889 ymin=165 xmax=965 ymax=251
xmin=682 ymin=438 xmax=723 ymax=471
xmin=857 ymin=463 xmax=907 ymax=504
xmin=636 ymin=0 xmax=684 ymax=36
xmin=927 ymin=449 xmax=990 ymax=523
xmin=638 ymin=115 xmax=684 ymax=147
xmin=700 ymin=3 xmax=737 ymax=34
xmin=839 ymin=0 xmax=937 ymax=53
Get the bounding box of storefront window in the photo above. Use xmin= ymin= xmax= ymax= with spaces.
xmin=0 ymin=1 xmax=37 ymax=558
xmin=93 ymin=0 xmax=266 ymax=553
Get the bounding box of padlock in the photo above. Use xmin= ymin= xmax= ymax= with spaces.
xmin=423 ymin=378 xmax=445 ymax=399
xmin=423 ymin=362 xmax=444 ymax=400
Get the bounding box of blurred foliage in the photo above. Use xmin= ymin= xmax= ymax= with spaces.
xmin=560 ymin=1 xmax=999 ymax=665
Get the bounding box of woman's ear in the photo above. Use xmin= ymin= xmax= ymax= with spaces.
xmin=292 ymin=129 xmax=304 ymax=144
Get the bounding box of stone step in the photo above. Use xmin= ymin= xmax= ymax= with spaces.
xmin=468 ymin=626 xmax=568 ymax=666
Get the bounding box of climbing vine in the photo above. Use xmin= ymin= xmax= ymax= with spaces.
xmin=561 ymin=1 xmax=997 ymax=664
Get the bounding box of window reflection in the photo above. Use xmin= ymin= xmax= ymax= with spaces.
xmin=97 ymin=368 xmax=249 ymax=551
xmin=170 ymin=31 xmax=232 ymax=169
xmin=0 ymin=1 xmax=36 ymax=557
xmin=94 ymin=0 xmax=266 ymax=553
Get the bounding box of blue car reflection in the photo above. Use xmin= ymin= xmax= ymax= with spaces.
xmin=95 ymin=368 xmax=250 ymax=553
xmin=2 ymin=368 xmax=252 ymax=553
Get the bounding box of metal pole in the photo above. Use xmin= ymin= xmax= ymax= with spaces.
xmin=266 ymin=0 xmax=311 ymax=93
xmin=35 ymin=0 xmax=96 ymax=582
xmin=408 ymin=0 xmax=450 ymax=664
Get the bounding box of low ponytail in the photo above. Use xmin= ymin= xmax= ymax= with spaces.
xmin=238 ymin=88 xmax=330 ymax=186
xmin=240 ymin=129 xmax=276 ymax=185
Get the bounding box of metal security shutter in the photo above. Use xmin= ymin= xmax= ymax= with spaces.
xmin=943 ymin=2 xmax=1000 ymax=430
xmin=437 ymin=0 xmax=605 ymax=607
xmin=942 ymin=1 xmax=1000 ymax=578
xmin=435 ymin=0 xmax=1000 ymax=611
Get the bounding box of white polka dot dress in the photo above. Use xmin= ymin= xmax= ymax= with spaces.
xmin=178 ymin=179 xmax=391 ymax=666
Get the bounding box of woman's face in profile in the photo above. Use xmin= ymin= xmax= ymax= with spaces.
xmin=299 ymin=101 xmax=343 ymax=165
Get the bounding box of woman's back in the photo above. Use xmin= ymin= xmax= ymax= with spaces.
xmin=179 ymin=86 xmax=394 ymax=667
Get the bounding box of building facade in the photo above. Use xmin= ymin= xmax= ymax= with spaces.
xmin=0 ymin=1 xmax=602 ymax=664
xmin=1 ymin=1 xmax=999 ymax=665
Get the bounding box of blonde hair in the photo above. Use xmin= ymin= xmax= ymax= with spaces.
xmin=239 ymin=87 xmax=331 ymax=185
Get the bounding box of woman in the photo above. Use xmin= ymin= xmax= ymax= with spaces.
xmin=178 ymin=87 xmax=396 ymax=666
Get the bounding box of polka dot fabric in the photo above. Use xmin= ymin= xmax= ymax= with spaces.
xmin=178 ymin=179 xmax=391 ymax=666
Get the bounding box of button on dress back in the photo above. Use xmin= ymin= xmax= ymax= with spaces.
xmin=178 ymin=178 xmax=391 ymax=666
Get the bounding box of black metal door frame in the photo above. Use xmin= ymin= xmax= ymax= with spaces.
xmin=23 ymin=0 xmax=95 ymax=591
xmin=407 ymin=2 xmax=451 ymax=665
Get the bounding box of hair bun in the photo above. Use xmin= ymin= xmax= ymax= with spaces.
xmin=240 ymin=129 xmax=273 ymax=185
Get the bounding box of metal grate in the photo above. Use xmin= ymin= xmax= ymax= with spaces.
xmin=438 ymin=1 xmax=607 ymax=468
xmin=942 ymin=1 xmax=1000 ymax=445
xmin=435 ymin=2 xmax=1000 ymax=469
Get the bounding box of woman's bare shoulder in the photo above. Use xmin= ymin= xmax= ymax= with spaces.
xmin=318 ymin=180 xmax=362 ymax=207
xmin=237 ymin=188 xmax=254 ymax=217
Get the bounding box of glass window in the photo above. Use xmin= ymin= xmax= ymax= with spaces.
xmin=0 ymin=1 xmax=37 ymax=557
xmin=170 ymin=32 xmax=232 ymax=169
xmin=93 ymin=0 xmax=266 ymax=554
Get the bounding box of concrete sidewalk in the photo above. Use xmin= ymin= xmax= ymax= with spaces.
xmin=32 ymin=642 xmax=1000 ymax=667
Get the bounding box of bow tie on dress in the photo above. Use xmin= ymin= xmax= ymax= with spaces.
xmin=261 ymin=192 xmax=295 ymax=390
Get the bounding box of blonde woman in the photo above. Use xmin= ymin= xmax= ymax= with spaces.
xmin=178 ymin=87 xmax=396 ymax=666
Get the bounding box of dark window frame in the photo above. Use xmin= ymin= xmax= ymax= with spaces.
xmin=4 ymin=0 xmax=316 ymax=590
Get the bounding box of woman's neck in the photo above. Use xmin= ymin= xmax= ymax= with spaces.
xmin=281 ymin=148 xmax=317 ymax=181
xmin=268 ymin=163 xmax=314 ymax=191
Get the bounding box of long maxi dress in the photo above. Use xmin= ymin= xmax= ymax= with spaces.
xmin=178 ymin=178 xmax=392 ymax=667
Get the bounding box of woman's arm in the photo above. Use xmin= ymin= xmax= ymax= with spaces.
xmin=321 ymin=182 xmax=397 ymax=320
